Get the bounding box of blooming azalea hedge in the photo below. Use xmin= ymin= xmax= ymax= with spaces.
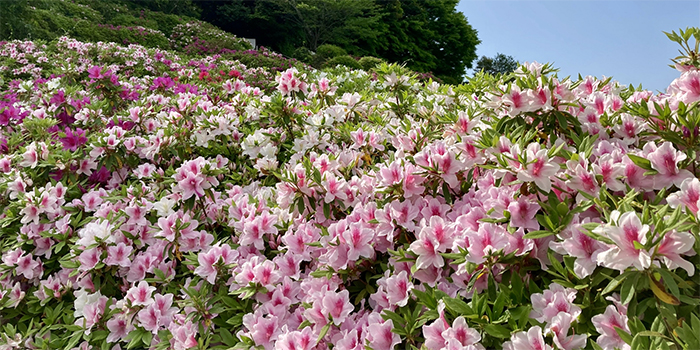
xmin=0 ymin=27 xmax=699 ymax=350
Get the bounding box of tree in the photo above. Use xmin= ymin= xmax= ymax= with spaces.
xmin=198 ymin=0 xmax=305 ymax=54
xmin=275 ymin=0 xmax=382 ymax=52
xmin=475 ymin=53 xmax=518 ymax=75
xmin=125 ymin=0 xmax=201 ymax=17
xmin=370 ymin=0 xmax=480 ymax=85
xmin=0 ymin=0 xmax=32 ymax=40
xmin=195 ymin=0 xmax=480 ymax=84
xmin=196 ymin=0 xmax=383 ymax=55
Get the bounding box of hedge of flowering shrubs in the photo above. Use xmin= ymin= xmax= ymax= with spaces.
xmin=0 ymin=27 xmax=699 ymax=350
xmin=169 ymin=21 xmax=253 ymax=56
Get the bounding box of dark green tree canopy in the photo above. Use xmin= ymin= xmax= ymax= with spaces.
xmin=196 ymin=0 xmax=480 ymax=84
xmin=475 ymin=53 xmax=519 ymax=75
xmin=372 ymin=0 xmax=480 ymax=84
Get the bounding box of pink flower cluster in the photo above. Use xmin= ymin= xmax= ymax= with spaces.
xmin=0 ymin=32 xmax=699 ymax=350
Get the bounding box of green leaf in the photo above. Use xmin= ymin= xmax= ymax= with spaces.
xmin=484 ymin=324 xmax=511 ymax=339
xmin=442 ymin=182 xmax=453 ymax=204
xmin=219 ymin=328 xmax=236 ymax=346
xmin=510 ymin=273 xmax=523 ymax=303
xmin=142 ymin=332 xmax=153 ymax=346
xmin=627 ymin=154 xmax=652 ymax=170
xmin=590 ymin=339 xmax=605 ymax=350
xmin=602 ymin=273 xmax=628 ymax=295
xmin=65 ymin=332 xmax=83 ymax=350
xmin=614 ymin=326 xmax=633 ymax=345
xmin=413 ymin=289 xmax=437 ymax=310
xmin=547 ymin=250 xmax=566 ymax=277
xmin=317 ymin=323 xmax=330 ymax=343
xmin=443 ymin=297 xmax=473 ymax=316
xmin=323 ymin=201 xmax=331 ymax=219
xmin=620 ymin=273 xmax=640 ymax=305
xmin=656 ymin=269 xmax=680 ymax=298
xmin=522 ymin=230 xmax=556 ymax=239
xmin=492 ymin=292 xmax=508 ymax=320
xmin=636 ymin=331 xmax=670 ymax=339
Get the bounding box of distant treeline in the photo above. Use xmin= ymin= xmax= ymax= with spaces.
xmin=0 ymin=0 xmax=481 ymax=84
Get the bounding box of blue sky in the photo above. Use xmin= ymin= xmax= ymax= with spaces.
xmin=457 ymin=0 xmax=700 ymax=92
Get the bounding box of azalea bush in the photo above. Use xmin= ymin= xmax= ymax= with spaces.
xmin=0 ymin=26 xmax=699 ymax=350
xmin=169 ymin=21 xmax=252 ymax=56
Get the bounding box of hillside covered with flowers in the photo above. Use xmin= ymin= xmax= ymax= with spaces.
xmin=0 ymin=28 xmax=699 ymax=350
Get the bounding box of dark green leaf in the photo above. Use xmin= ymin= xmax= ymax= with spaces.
xmin=484 ymin=324 xmax=511 ymax=339
xmin=443 ymin=297 xmax=473 ymax=316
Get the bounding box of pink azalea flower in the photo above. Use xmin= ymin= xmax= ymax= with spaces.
xmin=253 ymin=259 xmax=281 ymax=290
xmin=506 ymin=228 xmax=535 ymax=256
xmin=106 ymin=314 xmax=133 ymax=343
xmin=379 ymin=161 xmax=404 ymax=187
xmin=334 ymin=329 xmax=361 ymax=350
xmin=124 ymin=204 xmax=149 ymax=227
xmin=655 ymin=230 xmax=696 ymax=276
xmin=540 ymin=292 xmax=582 ymax=322
xmin=466 ymin=223 xmax=509 ymax=264
xmin=667 ymin=178 xmax=700 ymax=216
xmin=502 ymin=85 xmax=535 ymax=116
xmin=550 ymin=220 xmax=607 ymax=278
xmin=591 ymin=305 xmax=631 ymax=350
xmin=126 ymin=281 xmax=156 ymax=307
xmin=647 ymin=142 xmax=694 ymax=189
xmin=137 ymin=305 xmax=162 ymax=333
xmin=323 ymin=173 xmax=348 ymax=203
xmin=246 ymin=313 xmax=280 ymax=350
xmin=441 ymin=317 xmax=483 ymax=350
xmin=195 ymin=247 xmax=223 ymax=284
xmin=517 ymin=143 xmax=560 ymax=193
xmin=7 ymin=283 xmax=25 ymax=307
xmin=321 ymin=290 xmax=353 ymax=325
xmin=420 ymin=196 xmax=451 ymax=220
xmin=15 ymin=253 xmax=40 ymax=279
xmin=508 ymin=196 xmax=540 ymax=230
xmin=385 ymin=271 xmax=414 ymax=307
xmin=403 ymin=163 xmax=426 ymax=198
xmin=178 ymin=171 xmax=205 ymax=200
xmin=530 ymin=283 xmax=579 ymax=324
xmin=595 ymin=211 xmax=651 ymax=272
xmin=340 ymin=223 xmax=375 ymax=262
xmin=566 ymin=162 xmax=600 ymax=199
xmin=545 ymin=313 xmax=587 ymax=350
xmin=423 ymin=300 xmax=450 ymax=349
xmin=621 ymin=156 xmax=654 ymax=190
xmin=275 ymin=327 xmax=316 ymax=350
xmin=409 ymin=234 xmax=443 ymax=270
xmin=676 ymin=70 xmax=700 ymax=103
xmin=366 ymin=313 xmax=401 ymax=350
xmin=592 ymin=154 xmax=626 ymax=192
xmin=389 ymin=199 xmax=420 ymax=231
xmin=502 ymin=326 xmax=551 ymax=350
xmin=169 ymin=319 xmax=199 ymax=350
xmin=78 ymin=247 xmax=101 ymax=272
xmin=104 ymin=243 xmax=133 ymax=267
